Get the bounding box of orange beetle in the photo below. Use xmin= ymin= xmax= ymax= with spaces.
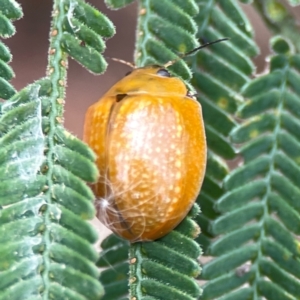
xmin=83 ymin=40 xmax=230 ymax=241
xmin=84 ymin=65 xmax=206 ymax=242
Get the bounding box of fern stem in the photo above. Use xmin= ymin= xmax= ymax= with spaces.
xmin=134 ymin=0 xmax=151 ymax=67
xmin=252 ymin=63 xmax=288 ymax=298
xmin=47 ymin=1 xmax=69 ymax=114
xmin=129 ymin=242 xmax=144 ymax=299
xmin=41 ymin=0 xmax=68 ymax=297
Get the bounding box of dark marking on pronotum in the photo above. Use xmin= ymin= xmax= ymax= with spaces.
xmin=116 ymin=94 xmax=128 ymax=102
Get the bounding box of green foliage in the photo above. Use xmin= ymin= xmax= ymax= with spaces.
xmin=200 ymin=36 xmax=300 ymax=299
xmin=2 ymin=0 xmax=300 ymax=299
xmin=61 ymin=0 xmax=115 ymax=74
xmin=0 ymin=78 xmax=102 ymax=299
xmin=0 ymin=0 xmax=22 ymax=99
xmin=129 ymin=206 xmax=202 ymax=300
xmin=0 ymin=0 xmax=115 ymax=298
xmin=190 ymin=0 xmax=258 ymax=253
xmin=134 ymin=0 xmax=200 ymax=81
xmin=98 ymin=235 xmax=129 ymax=300
xmin=96 ymin=1 xmax=300 ymax=300
xmin=100 ymin=208 xmax=203 ymax=300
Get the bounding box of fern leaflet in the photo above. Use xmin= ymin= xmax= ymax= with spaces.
xmin=200 ymin=36 xmax=300 ymax=300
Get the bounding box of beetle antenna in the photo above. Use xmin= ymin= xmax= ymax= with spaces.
xmin=105 ymin=56 xmax=136 ymax=69
xmin=184 ymin=38 xmax=229 ymax=56
xmin=164 ymin=38 xmax=229 ymax=68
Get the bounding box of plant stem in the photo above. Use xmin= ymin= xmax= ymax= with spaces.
xmin=41 ymin=0 xmax=68 ymax=297
xmin=129 ymin=242 xmax=144 ymax=299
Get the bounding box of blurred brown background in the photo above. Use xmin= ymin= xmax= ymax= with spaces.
xmin=3 ymin=1 xmax=286 ymax=239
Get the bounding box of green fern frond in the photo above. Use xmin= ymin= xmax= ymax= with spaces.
xmin=0 ymin=78 xmax=103 ymax=299
xmin=193 ymin=0 xmax=258 ymax=158
xmin=200 ymin=36 xmax=300 ymax=299
xmin=0 ymin=0 xmax=22 ymax=99
xmin=134 ymin=0 xmax=199 ymax=81
xmin=36 ymin=0 xmax=114 ymax=297
xmin=60 ymin=0 xmax=115 ymax=74
xmin=98 ymin=234 xmax=129 ymax=300
xmin=99 ymin=202 xmax=203 ymax=300
xmin=190 ymin=0 xmax=258 ymax=253
xmin=129 ymin=206 xmax=202 ymax=300
xmin=0 ymin=0 xmax=116 ymax=298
